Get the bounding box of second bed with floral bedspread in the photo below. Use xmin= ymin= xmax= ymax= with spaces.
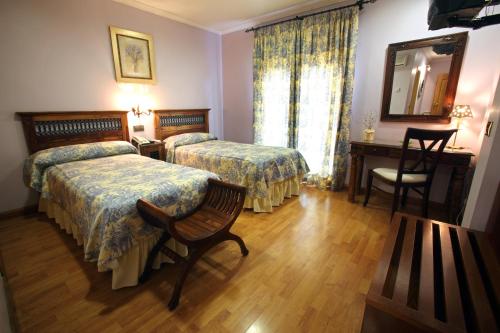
xmin=165 ymin=133 xmax=310 ymax=212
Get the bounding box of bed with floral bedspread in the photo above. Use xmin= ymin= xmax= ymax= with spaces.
xmin=164 ymin=133 xmax=310 ymax=212
xmin=23 ymin=141 xmax=218 ymax=288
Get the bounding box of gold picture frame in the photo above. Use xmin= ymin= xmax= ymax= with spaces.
xmin=109 ymin=26 xmax=156 ymax=84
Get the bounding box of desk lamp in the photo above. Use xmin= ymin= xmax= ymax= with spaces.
xmin=448 ymin=105 xmax=472 ymax=149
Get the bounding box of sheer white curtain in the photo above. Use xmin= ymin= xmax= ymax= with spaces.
xmin=261 ymin=69 xmax=291 ymax=147
xmin=297 ymin=64 xmax=341 ymax=178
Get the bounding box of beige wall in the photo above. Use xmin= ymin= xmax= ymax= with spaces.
xmin=351 ymin=0 xmax=500 ymax=153
xmin=350 ymin=0 xmax=500 ymax=204
xmin=462 ymin=77 xmax=500 ymax=230
xmin=0 ymin=0 xmax=223 ymax=213
xmin=220 ymin=0 xmax=500 ymax=204
xmin=222 ymin=31 xmax=254 ymax=143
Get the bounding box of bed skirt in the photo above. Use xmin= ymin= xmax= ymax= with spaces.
xmin=38 ymin=198 xmax=187 ymax=289
xmin=243 ymin=175 xmax=302 ymax=213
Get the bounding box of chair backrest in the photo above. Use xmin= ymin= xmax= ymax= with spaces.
xmin=397 ymin=128 xmax=457 ymax=184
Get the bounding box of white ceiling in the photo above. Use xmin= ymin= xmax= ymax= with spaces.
xmin=113 ymin=0 xmax=347 ymax=34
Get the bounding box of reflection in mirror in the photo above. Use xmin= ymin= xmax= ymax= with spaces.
xmin=389 ymin=44 xmax=453 ymax=116
xmin=381 ymin=32 xmax=468 ymax=123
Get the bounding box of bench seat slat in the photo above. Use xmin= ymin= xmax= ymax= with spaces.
xmin=362 ymin=213 xmax=500 ymax=333
xmin=419 ymin=220 xmax=434 ymax=317
xmin=439 ymin=224 xmax=466 ymax=331
xmin=474 ymin=232 xmax=500 ymax=303
xmin=457 ymin=229 xmax=496 ymax=333
xmin=393 ymin=217 xmax=417 ymax=305
xmin=369 ymin=215 xmax=402 ymax=296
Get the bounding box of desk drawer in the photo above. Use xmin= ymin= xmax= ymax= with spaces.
xmin=363 ymin=146 xmax=389 ymax=156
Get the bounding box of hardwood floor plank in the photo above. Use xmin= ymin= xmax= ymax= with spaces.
xmin=0 ymin=188 xmax=390 ymax=332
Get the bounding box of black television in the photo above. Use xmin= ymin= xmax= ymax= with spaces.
xmin=428 ymin=0 xmax=500 ymax=30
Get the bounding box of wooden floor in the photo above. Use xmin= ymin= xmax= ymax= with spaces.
xmin=0 ymin=188 xmax=393 ymax=333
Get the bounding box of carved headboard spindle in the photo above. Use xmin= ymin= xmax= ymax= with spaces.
xmin=17 ymin=111 xmax=130 ymax=153
xmin=153 ymin=109 xmax=210 ymax=141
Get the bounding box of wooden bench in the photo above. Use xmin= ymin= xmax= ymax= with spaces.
xmin=362 ymin=213 xmax=500 ymax=333
xmin=137 ymin=178 xmax=249 ymax=310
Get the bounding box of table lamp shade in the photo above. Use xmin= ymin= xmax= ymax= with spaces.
xmin=450 ymin=105 xmax=473 ymax=119
xmin=448 ymin=104 xmax=472 ymax=150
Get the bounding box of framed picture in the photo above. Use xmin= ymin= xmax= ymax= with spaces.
xmin=109 ymin=26 xmax=156 ymax=84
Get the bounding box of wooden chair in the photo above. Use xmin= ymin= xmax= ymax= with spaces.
xmin=363 ymin=128 xmax=456 ymax=218
xmin=136 ymin=178 xmax=249 ymax=310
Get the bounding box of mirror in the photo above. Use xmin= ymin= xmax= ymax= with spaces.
xmin=381 ymin=32 xmax=468 ymax=123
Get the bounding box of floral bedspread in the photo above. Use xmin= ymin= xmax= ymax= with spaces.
xmin=24 ymin=141 xmax=138 ymax=192
xmin=27 ymin=150 xmax=217 ymax=271
xmin=167 ymin=140 xmax=309 ymax=198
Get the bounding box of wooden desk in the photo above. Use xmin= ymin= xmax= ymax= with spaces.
xmin=348 ymin=140 xmax=473 ymax=223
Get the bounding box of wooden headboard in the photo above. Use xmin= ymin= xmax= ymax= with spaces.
xmin=17 ymin=111 xmax=130 ymax=153
xmin=154 ymin=109 xmax=209 ymax=141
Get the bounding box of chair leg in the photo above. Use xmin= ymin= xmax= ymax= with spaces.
xmin=401 ymin=187 xmax=409 ymax=207
xmin=227 ymin=232 xmax=249 ymax=256
xmin=139 ymin=232 xmax=171 ymax=283
xmin=422 ymin=185 xmax=430 ymax=218
xmin=363 ymin=171 xmax=374 ymax=207
xmin=392 ymin=185 xmax=401 ymax=217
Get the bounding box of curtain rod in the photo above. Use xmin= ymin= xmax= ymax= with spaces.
xmin=245 ymin=0 xmax=376 ymax=33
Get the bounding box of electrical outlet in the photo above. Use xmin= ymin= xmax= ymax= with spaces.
xmin=133 ymin=125 xmax=144 ymax=132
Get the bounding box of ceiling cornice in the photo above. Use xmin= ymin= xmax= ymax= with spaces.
xmin=112 ymin=0 xmax=346 ymax=35
xmin=113 ymin=0 xmax=222 ymax=34
xmin=219 ymin=0 xmax=346 ymax=34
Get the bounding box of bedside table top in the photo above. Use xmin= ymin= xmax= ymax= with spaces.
xmin=138 ymin=141 xmax=162 ymax=147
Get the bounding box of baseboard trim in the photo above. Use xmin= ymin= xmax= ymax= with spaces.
xmin=0 ymin=205 xmax=38 ymax=221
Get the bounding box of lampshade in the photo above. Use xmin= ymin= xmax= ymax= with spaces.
xmin=450 ymin=105 xmax=473 ymax=119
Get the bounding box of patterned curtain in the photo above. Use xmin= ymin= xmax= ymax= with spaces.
xmin=298 ymin=8 xmax=359 ymax=190
xmin=253 ymin=21 xmax=300 ymax=148
xmin=253 ymin=7 xmax=359 ymax=191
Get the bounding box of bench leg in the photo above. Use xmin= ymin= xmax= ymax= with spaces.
xmin=139 ymin=231 xmax=171 ymax=284
xmin=168 ymin=248 xmax=206 ymax=310
xmin=168 ymin=234 xmax=249 ymax=310
xmin=227 ymin=232 xmax=249 ymax=256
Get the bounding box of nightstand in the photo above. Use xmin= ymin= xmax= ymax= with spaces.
xmin=135 ymin=142 xmax=165 ymax=160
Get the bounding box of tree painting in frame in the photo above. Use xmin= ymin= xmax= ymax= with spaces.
xmin=110 ymin=26 xmax=156 ymax=84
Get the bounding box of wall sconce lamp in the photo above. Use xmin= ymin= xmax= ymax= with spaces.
xmin=131 ymin=105 xmax=152 ymax=118
xmin=448 ymin=104 xmax=473 ymax=150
